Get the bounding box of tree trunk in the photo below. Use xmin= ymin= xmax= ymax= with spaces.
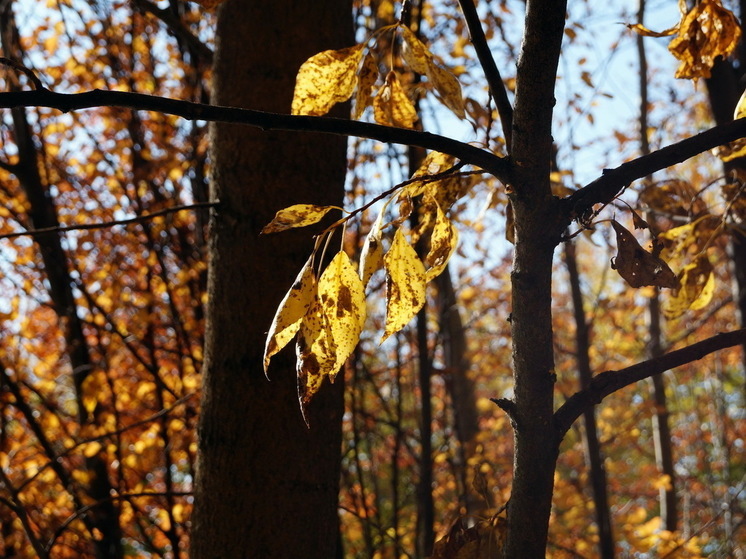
xmin=502 ymin=1 xmax=567 ymax=557
xmin=190 ymin=2 xmax=351 ymax=558
xmin=564 ymin=242 xmax=615 ymax=558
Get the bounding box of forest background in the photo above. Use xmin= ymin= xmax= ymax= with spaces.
xmin=0 ymin=0 xmax=743 ymax=558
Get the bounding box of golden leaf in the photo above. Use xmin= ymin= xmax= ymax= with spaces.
xmin=663 ymin=255 xmax=715 ymax=318
xmin=400 ymin=26 xmax=432 ymax=75
xmin=353 ymin=51 xmax=379 ymax=120
xmin=401 ymin=26 xmax=465 ymax=119
xmin=263 ymin=257 xmax=316 ymax=374
xmin=668 ymin=0 xmax=741 ymax=81
xmin=292 ymin=44 xmax=365 ymax=116
xmin=382 ymin=229 xmax=426 ymax=342
xmin=261 ymin=204 xmax=338 ymax=234
xmin=658 ymin=215 xmax=721 ymax=262
xmin=400 ymin=151 xmax=467 ymax=212
xmin=360 ymin=205 xmax=386 ymax=287
xmin=427 ymin=63 xmax=466 ymax=119
xmin=373 ymin=71 xmax=418 ymax=129
xmin=317 ymin=251 xmax=366 ymax=378
xmin=425 ymin=201 xmax=458 ymax=282
xmin=734 ymin=87 xmax=746 ymax=120
xmin=611 ymin=220 xmax=678 ymax=289
xmin=296 ymin=295 xmax=337 ymax=419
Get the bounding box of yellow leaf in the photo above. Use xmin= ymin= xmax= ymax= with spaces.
xmin=668 ymin=0 xmax=741 ymax=81
xmin=400 ymin=26 xmax=432 ymax=75
xmin=81 ymin=441 xmax=102 ymax=458
xmin=261 ymin=204 xmax=338 ymax=234
xmin=425 ymin=201 xmax=458 ymax=282
xmin=401 ymin=26 xmax=465 ymax=119
xmin=264 ymin=257 xmax=316 ymax=373
xmin=663 ymin=256 xmax=715 ymax=318
xmin=317 ymin=251 xmax=366 ymax=377
xmin=734 ymin=87 xmax=746 ymax=120
xmin=373 ymin=71 xmax=418 ymax=129
xmin=611 ymin=220 xmax=678 ymax=289
xmin=399 ymin=151 xmax=466 ymax=212
xmin=360 ymin=205 xmax=386 ymax=287
xmin=292 ymin=44 xmax=365 ymax=116
xmin=426 ymin=63 xmax=466 ymax=119
xmin=354 ymin=51 xmax=379 ymax=120
xmin=296 ymin=296 xmax=337 ymax=418
xmin=382 ymin=229 xmax=426 ymax=342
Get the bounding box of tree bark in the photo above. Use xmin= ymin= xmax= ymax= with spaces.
xmin=190 ymin=2 xmax=351 ymax=558
xmin=502 ymin=0 xmax=567 ymax=556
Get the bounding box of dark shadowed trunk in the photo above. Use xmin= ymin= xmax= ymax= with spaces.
xmin=190 ymin=1 xmax=351 ymax=558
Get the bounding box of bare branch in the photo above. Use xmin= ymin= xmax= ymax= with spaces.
xmin=0 ymin=201 xmax=216 ymax=241
xmin=0 ymin=89 xmax=512 ymax=180
xmin=562 ymin=118 xmax=746 ymax=224
xmin=131 ymin=0 xmax=214 ymax=65
xmin=457 ymin=0 xmax=513 ymax=148
xmin=553 ymin=327 xmax=746 ymax=436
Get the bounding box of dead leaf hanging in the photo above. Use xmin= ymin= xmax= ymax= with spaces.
xmin=611 ymin=220 xmax=678 ymax=289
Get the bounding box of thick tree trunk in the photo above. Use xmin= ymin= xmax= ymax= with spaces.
xmin=190 ymin=2 xmax=351 ymax=558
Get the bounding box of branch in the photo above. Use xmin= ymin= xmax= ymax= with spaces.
xmin=562 ymin=118 xmax=746 ymax=223
xmin=131 ymin=0 xmax=214 ymax=65
xmin=0 ymin=202 xmax=216 ymax=241
xmin=457 ymin=0 xmax=513 ymax=149
xmin=553 ymin=327 xmax=746 ymax=436
xmin=0 ymin=88 xmax=511 ymax=181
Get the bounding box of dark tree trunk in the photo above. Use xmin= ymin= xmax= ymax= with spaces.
xmin=190 ymin=1 xmax=351 ymax=558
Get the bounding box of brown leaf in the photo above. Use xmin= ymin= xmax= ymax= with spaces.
xmin=611 ymin=220 xmax=678 ymax=289
xmin=668 ymin=0 xmax=741 ymax=81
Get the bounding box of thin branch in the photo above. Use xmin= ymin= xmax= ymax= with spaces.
xmin=553 ymin=327 xmax=746 ymax=436
xmin=0 ymin=202 xmax=216 ymax=241
xmin=131 ymin=0 xmax=214 ymax=65
xmin=0 ymin=89 xmax=512 ymax=180
xmin=457 ymin=0 xmax=513 ymax=149
xmin=561 ymin=118 xmax=746 ymax=224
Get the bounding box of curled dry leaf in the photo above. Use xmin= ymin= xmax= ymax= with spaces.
xmin=292 ymin=43 xmax=364 ymax=116
xmin=626 ymin=21 xmax=679 ymax=37
xmin=611 ymin=220 xmax=678 ymax=289
xmin=382 ymin=228 xmax=426 ymax=343
xmin=261 ymin=204 xmax=338 ymax=234
xmin=668 ymin=0 xmax=741 ymax=81
xmin=263 ymin=257 xmax=316 ymax=374
xmin=373 ymin=71 xmax=418 ymax=129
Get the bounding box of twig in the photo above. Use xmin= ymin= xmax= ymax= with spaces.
xmin=561 ymin=119 xmax=746 ymax=224
xmin=457 ymin=0 xmax=513 ymax=149
xmin=0 ymin=57 xmax=44 ymax=90
xmin=553 ymin=327 xmax=746 ymax=436
xmin=0 ymin=88 xmax=512 ymax=180
xmin=0 ymin=201 xmax=216 ymax=241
